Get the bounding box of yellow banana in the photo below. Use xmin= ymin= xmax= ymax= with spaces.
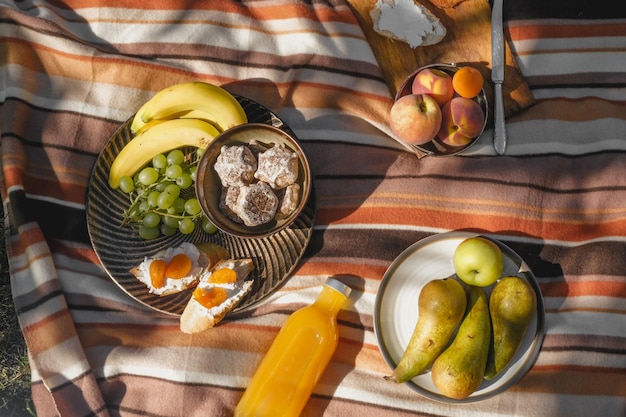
xmin=133 ymin=109 xmax=234 ymax=135
xmin=131 ymin=118 xmax=168 ymax=135
xmin=130 ymin=82 xmax=247 ymax=134
xmin=109 ymin=118 xmax=220 ymax=189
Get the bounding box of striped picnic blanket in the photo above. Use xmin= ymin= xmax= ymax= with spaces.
xmin=1 ymin=0 xmax=625 ymax=416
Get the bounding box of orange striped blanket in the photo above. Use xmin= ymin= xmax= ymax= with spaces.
xmin=1 ymin=0 xmax=625 ymax=416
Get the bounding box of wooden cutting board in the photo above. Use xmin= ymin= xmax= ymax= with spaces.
xmin=346 ymin=0 xmax=534 ymax=118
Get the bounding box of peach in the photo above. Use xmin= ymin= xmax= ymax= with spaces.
xmin=438 ymin=97 xmax=485 ymax=146
xmin=411 ymin=68 xmax=454 ymax=106
xmin=390 ymin=94 xmax=442 ymax=145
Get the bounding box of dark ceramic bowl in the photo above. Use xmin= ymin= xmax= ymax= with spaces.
xmin=196 ymin=123 xmax=311 ymax=239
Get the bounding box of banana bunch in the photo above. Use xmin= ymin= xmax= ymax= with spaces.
xmin=130 ymin=81 xmax=248 ymax=134
xmin=108 ymin=82 xmax=248 ymax=189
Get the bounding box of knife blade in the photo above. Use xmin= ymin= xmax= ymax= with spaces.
xmin=491 ymin=0 xmax=507 ymax=155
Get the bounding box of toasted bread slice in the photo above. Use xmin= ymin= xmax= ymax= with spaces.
xmin=180 ymin=258 xmax=254 ymax=333
xmin=130 ymin=242 xmax=208 ymax=296
xmin=130 ymin=242 xmax=228 ymax=296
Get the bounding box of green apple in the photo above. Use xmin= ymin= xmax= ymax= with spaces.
xmin=453 ymin=237 xmax=503 ymax=287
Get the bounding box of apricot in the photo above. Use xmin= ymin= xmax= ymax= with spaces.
xmin=149 ymin=259 xmax=167 ymax=288
xmin=165 ymin=253 xmax=193 ymax=279
xmin=208 ymin=268 xmax=237 ymax=284
xmin=193 ymin=287 xmax=228 ymax=309
xmin=411 ymin=68 xmax=454 ymax=106
xmin=452 ymin=66 xmax=484 ymax=99
xmin=438 ymin=97 xmax=485 ymax=146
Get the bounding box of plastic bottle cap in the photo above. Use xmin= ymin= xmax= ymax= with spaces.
xmin=325 ymin=277 xmax=352 ymax=298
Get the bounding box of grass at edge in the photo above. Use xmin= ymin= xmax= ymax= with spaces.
xmin=0 ymin=286 xmax=34 ymax=416
xmin=1 ymin=204 xmax=34 ymax=416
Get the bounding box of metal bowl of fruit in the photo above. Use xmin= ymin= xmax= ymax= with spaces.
xmin=195 ymin=123 xmax=312 ymax=239
xmin=391 ymin=63 xmax=489 ymax=158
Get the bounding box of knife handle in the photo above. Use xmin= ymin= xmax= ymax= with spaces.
xmin=493 ymin=82 xmax=507 ymax=155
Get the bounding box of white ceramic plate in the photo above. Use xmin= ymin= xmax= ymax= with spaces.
xmin=374 ymin=231 xmax=545 ymax=403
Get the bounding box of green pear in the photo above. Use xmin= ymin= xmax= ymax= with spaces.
xmin=431 ymin=286 xmax=491 ymax=400
xmin=385 ymin=277 xmax=467 ymax=383
xmin=485 ymin=276 xmax=536 ymax=380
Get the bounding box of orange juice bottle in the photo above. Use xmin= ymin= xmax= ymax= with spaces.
xmin=234 ymin=277 xmax=352 ymax=417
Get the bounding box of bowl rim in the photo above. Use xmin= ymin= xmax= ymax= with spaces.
xmin=195 ymin=122 xmax=312 ymax=239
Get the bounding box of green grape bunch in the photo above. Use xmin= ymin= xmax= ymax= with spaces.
xmin=117 ymin=148 xmax=218 ymax=240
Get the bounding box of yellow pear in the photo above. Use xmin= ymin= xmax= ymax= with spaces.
xmin=431 ymin=286 xmax=491 ymax=399
xmin=485 ymin=276 xmax=536 ymax=380
xmin=385 ymin=277 xmax=467 ymax=383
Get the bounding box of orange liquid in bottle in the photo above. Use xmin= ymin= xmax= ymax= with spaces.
xmin=234 ymin=278 xmax=351 ymax=417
